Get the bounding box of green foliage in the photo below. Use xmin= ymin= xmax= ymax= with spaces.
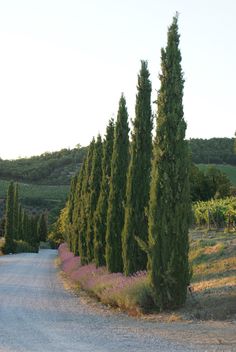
xmin=71 ymin=161 xmax=86 ymax=255
xmin=193 ymin=197 xmax=236 ymax=230
xmin=4 ymin=181 xmax=15 ymax=253
xmin=190 ymin=165 xmax=231 ymax=201
xmin=0 ymin=180 xmax=68 ymax=225
xmin=197 ymin=164 xmax=236 ymax=187
xmin=148 ymin=15 xmax=191 ymax=310
xmin=122 ymin=61 xmax=153 ymax=275
xmin=0 ymin=180 xmax=69 ymax=200
xmin=94 ymin=119 xmax=115 ymax=267
xmin=37 ymin=213 xmax=48 ymax=242
xmin=14 ymin=240 xmax=37 ymax=253
xmin=86 ymin=135 xmax=103 ymax=262
xmin=13 ymin=183 xmax=19 ymax=239
xmin=106 ymin=94 xmax=129 ymax=273
xmin=48 ymin=221 xmax=64 ymax=249
xmin=78 ymin=139 xmax=95 ymax=263
xmin=0 ymin=147 xmax=87 ymax=184
xmin=189 ymin=138 xmax=236 ymax=165
xmin=22 ymin=210 xmax=30 ymax=242
xmin=17 ymin=205 xmax=22 ymax=240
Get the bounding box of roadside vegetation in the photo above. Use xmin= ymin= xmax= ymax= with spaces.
xmin=2 ymin=182 xmax=48 ymax=254
xmin=58 ymin=229 xmax=236 ymax=320
xmin=51 ymin=15 xmax=236 ymax=317
xmin=53 ymin=15 xmax=193 ymax=312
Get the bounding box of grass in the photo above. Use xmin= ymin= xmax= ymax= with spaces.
xmin=183 ymin=230 xmax=236 ymax=320
xmin=197 ymin=164 xmax=236 ymax=186
xmin=0 ymin=179 xmax=69 ymax=201
xmin=58 ymin=230 xmax=236 ymax=321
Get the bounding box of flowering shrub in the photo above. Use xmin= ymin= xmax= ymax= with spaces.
xmin=58 ymin=243 xmax=154 ymax=313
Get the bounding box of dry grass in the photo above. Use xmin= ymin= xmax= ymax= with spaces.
xmin=181 ymin=230 xmax=236 ymax=321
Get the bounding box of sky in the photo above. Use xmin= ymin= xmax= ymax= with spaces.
xmin=0 ymin=0 xmax=235 ymax=159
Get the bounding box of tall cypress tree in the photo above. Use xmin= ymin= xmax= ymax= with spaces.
xmin=86 ymin=135 xmax=103 ymax=262
xmin=4 ymin=181 xmax=15 ymax=253
xmin=106 ymin=94 xmax=129 ymax=273
xmin=30 ymin=216 xmax=39 ymax=252
xmin=94 ymin=119 xmax=115 ymax=267
xmin=67 ymin=175 xmax=78 ymax=252
xmin=13 ymin=183 xmax=19 ymax=239
xmin=17 ymin=204 xmax=23 ymax=240
xmin=72 ymin=160 xmax=86 ymax=256
xmin=79 ymin=139 xmax=95 ymax=264
xmin=37 ymin=213 xmax=48 ymax=242
xmin=148 ymin=15 xmax=191 ymax=309
xmin=122 ymin=61 xmax=153 ymax=275
xmin=22 ymin=210 xmax=30 ymax=243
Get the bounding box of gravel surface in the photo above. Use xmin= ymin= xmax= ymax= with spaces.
xmin=0 ymin=250 xmax=235 ymax=352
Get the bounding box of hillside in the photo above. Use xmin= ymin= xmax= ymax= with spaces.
xmin=0 ymin=147 xmax=87 ymax=185
xmin=197 ymin=164 xmax=236 ymax=186
xmin=189 ymin=137 xmax=236 ymax=165
xmin=0 ymin=138 xmax=234 ymax=225
xmin=0 ymin=138 xmax=234 ymax=186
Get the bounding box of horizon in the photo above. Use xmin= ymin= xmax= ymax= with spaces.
xmin=1 ymin=135 xmax=235 ymax=161
xmin=0 ymin=0 xmax=235 ymax=159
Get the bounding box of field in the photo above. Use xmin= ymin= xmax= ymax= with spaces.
xmin=197 ymin=164 xmax=236 ymax=186
xmin=0 ymin=180 xmax=69 ymax=201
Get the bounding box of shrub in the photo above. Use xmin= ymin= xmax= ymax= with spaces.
xmin=14 ymin=240 xmax=38 ymax=253
xmin=58 ymin=243 xmax=155 ymax=314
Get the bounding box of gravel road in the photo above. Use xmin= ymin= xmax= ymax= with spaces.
xmin=0 ymin=250 xmax=235 ymax=352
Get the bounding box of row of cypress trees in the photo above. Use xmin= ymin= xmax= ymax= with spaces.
xmin=4 ymin=181 xmax=48 ymax=254
xmin=62 ymin=15 xmax=191 ymax=309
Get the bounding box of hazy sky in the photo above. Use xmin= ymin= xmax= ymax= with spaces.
xmin=0 ymin=0 xmax=235 ymax=159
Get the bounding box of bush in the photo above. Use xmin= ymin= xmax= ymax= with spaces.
xmin=14 ymin=240 xmax=38 ymax=253
xmin=58 ymin=243 xmax=155 ymax=314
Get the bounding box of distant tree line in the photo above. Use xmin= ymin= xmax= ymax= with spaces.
xmin=189 ymin=138 xmax=236 ymax=165
xmin=3 ymin=182 xmax=48 ymax=254
xmin=0 ymin=139 xmax=234 ymax=188
xmin=52 ymin=15 xmax=191 ymax=310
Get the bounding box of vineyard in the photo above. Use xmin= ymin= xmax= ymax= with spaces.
xmin=193 ymin=197 xmax=236 ymax=230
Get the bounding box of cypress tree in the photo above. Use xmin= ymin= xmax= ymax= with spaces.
xmin=4 ymin=181 xmax=15 ymax=253
xmin=94 ymin=119 xmax=115 ymax=267
xmin=72 ymin=160 xmax=86 ymax=256
xmin=13 ymin=183 xmax=19 ymax=239
xmin=106 ymin=94 xmax=129 ymax=273
xmin=37 ymin=213 xmax=48 ymax=242
xmin=67 ymin=175 xmax=78 ymax=252
xmin=79 ymin=139 xmax=95 ymax=264
xmin=17 ymin=204 xmax=23 ymax=240
xmin=29 ymin=216 xmax=39 ymax=252
xmin=86 ymin=135 xmax=103 ymax=262
xmin=148 ymin=15 xmax=191 ymax=310
xmin=22 ymin=210 xmax=30 ymax=243
xmin=122 ymin=61 xmax=153 ymax=275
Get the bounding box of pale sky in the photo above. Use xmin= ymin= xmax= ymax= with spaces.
xmin=0 ymin=0 xmax=235 ymax=159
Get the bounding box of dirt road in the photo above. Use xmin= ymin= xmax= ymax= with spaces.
xmin=0 ymin=250 xmax=235 ymax=352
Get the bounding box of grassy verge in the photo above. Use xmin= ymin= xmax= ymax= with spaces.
xmin=58 ymin=230 xmax=236 ymax=320
xmin=181 ymin=230 xmax=236 ymax=320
